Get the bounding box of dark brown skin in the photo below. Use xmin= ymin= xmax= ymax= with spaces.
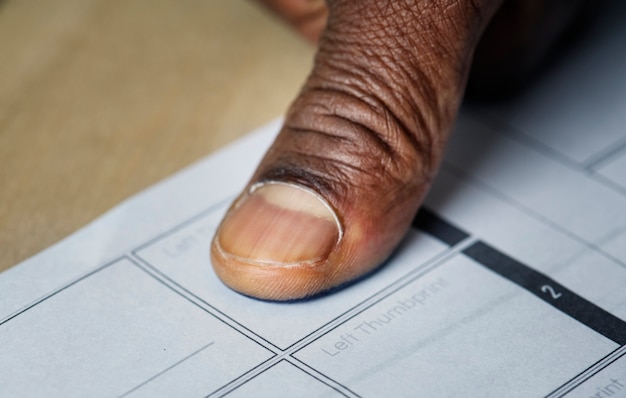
xmin=211 ymin=0 xmax=589 ymax=301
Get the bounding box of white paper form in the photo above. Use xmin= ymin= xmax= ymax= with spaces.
xmin=2 ymin=2 xmax=626 ymax=397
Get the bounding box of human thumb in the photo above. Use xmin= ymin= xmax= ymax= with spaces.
xmin=212 ymin=0 xmax=502 ymax=300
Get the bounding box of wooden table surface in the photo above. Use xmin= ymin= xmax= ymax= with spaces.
xmin=0 ymin=0 xmax=314 ymax=272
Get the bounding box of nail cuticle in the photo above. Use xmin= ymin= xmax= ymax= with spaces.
xmin=247 ymin=180 xmax=344 ymax=243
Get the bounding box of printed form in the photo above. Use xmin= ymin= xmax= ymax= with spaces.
xmin=1 ymin=2 xmax=626 ymax=397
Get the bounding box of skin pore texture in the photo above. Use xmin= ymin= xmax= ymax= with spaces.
xmin=211 ymin=0 xmax=588 ymax=301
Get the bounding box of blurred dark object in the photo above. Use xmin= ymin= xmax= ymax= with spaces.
xmin=466 ymin=0 xmax=600 ymax=101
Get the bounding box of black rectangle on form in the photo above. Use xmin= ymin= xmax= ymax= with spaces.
xmin=412 ymin=208 xmax=469 ymax=246
xmin=464 ymin=241 xmax=626 ymax=346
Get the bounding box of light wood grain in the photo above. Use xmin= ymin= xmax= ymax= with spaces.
xmin=0 ymin=0 xmax=315 ymax=271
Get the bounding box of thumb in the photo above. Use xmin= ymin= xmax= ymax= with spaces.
xmin=212 ymin=0 xmax=502 ymax=300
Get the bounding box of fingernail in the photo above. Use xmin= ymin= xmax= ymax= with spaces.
xmin=215 ymin=182 xmax=341 ymax=266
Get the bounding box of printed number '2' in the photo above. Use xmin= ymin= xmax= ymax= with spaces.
xmin=541 ymin=285 xmax=562 ymax=300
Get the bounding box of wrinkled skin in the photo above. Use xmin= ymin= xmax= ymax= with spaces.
xmin=211 ymin=0 xmax=590 ymax=301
